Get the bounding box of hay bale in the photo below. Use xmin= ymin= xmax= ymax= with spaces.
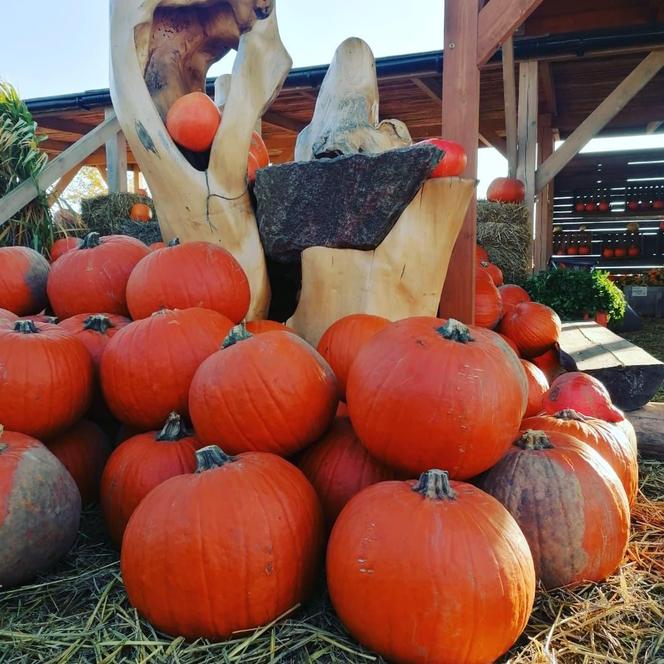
xmin=81 ymin=193 xmax=161 ymax=243
xmin=477 ymin=201 xmax=531 ymax=285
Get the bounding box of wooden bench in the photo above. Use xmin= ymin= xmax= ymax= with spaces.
xmin=559 ymin=321 xmax=664 ymax=411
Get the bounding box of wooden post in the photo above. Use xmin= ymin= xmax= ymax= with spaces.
xmin=535 ymin=113 xmax=554 ymax=271
xmin=503 ymin=36 xmax=518 ymax=178
xmin=439 ymin=0 xmax=480 ymax=324
xmin=133 ymin=166 xmax=140 ymax=193
xmin=105 ymin=108 xmax=127 ymax=193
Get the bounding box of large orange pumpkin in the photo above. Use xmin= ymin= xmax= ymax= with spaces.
xmin=499 ymin=301 xmax=561 ymax=358
xmin=101 ymin=308 xmax=234 ymax=429
xmin=126 ymin=240 xmax=250 ymax=323
xmin=50 ymin=237 xmax=82 ymax=261
xmin=0 ymin=428 xmax=81 ymax=588
xmin=129 ymin=203 xmax=152 ymax=223
xmin=165 ymin=92 xmax=221 ymax=152
xmin=544 ymin=372 xmax=623 ymax=422
xmin=0 ymin=321 xmax=93 ymax=438
xmin=327 ymin=470 xmax=536 ymax=664
xmin=121 ymin=445 xmax=324 ymax=639
xmin=521 ymin=359 xmax=549 ymax=417
xmin=190 ymin=329 xmax=338 ymax=456
xmin=499 ymin=284 xmax=531 ymax=314
xmin=481 ymin=430 xmax=630 ymax=589
xmin=245 ymin=319 xmax=296 ymax=335
xmin=346 ymin=318 xmax=528 ymax=479
xmin=475 ymin=268 xmax=503 ymax=329
xmin=47 ymin=233 xmax=149 ymax=319
xmin=59 ymin=313 xmax=131 ymax=369
xmin=523 ymin=410 xmax=638 ymax=505
xmin=101 ymin=412 xmax=198 ymax=547
xmin=317 ymin=314 xmax=390 ymax=401
xmin=0 ymin=246 xmax=49 ymax=315
xmin=46 ymin=420 xmax=111 ymax=505
xmin=297 ymin=417 xmax=397 ymax=528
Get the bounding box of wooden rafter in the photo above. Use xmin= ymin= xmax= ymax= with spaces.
xmin=36 ymin=117 xmax=95 ymax=136
xmin=262 ymin=111 xmax=306 ymax=133
xmin=47 ymin=167 xmax=80 ymax=205
xmin=411 ymin=77 xmax=442 ymax=103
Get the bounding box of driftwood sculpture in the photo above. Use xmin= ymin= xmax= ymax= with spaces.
xmin=109 ymin=0 xmax=291 ymax=318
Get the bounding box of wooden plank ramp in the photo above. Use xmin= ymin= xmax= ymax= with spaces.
xmin=559 ymin=321 xmax=664 ymax=411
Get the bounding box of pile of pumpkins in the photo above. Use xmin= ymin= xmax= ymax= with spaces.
xmin=0 ymin=234 xmax=639 ymax=664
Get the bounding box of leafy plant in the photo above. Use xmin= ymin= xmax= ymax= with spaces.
xmin=525 ymin=269 xmax=626 ymax=322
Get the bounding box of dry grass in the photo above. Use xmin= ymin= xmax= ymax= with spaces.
xmin=1 ymin=463 xmax=662 ymax=664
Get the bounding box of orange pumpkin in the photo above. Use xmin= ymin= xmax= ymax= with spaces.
xmin=101 ymin=308 xmax=234 ymax=429
xmin=499 ymin=301 xmax=561 ymax=358
xmin=50 ymin=237 xmax=82 ymax=261
xmin=499 ymin=284 xmax=531 ymax=314
xmin=481 ymin=261 xmax=504 ymax=287
xmin=129 ymin=203 xmax=152 ymax=223
xmin=543 ymin=372 xmax=623 ymax=422
xmin=475 ymin=267 xmax=503 ymax=329
xmin=498 ymin=332 xmax=520 ymax=355
xmin=327 ymin=470 xmax=535 ymax=664
xmin=121 ymin=445 xmax=324 ymax=639
xmin=521 ymin=360 xmax=549 ymax=417
xmin=190 ymin=329 xmax=338 ymax=456
xmin=0 ymin=246 xmax=50 ymax=316
xmin=298 ymin=417 xmax=397 ymax=528
xmin=523 ymin=410 xmax=638 ymax=505
xmin=0 ymin=308 xmax=17 ymax=326
xmin=346 ymin=318 xmax=528 ymax=479
xmin=47 ymin=233 xmax=149 ymax=319
xmin=149 ymin=242 xmax=165 ymax=252
xmin=46 ymin=420 xmax=111 ymax=505
xmin=245 ymin=319 xmax=296 ymax=335
xmin=0 ymin=321 xmax=93 ymax=438
xmin=126 ymin=240 xmax=250 ymax=323
xmin=165 ymin=92 xmax=221 ymax=152
xmin=476 ymin=245 xmax=489 ymax=262
xmin=487 ymin=177 xmax=526 ymax=203
xmin=59 ymin=313 xmax=131 ymax=369
xmin=482 ymin=430 xmax=630 ymax=589
xmin=101 ymin=412 xmax=198 ymax=547
xmin=317 ymin=314 xmax=390 ymax=401
xmin=531 ymin=346 xmax=565 ymax=383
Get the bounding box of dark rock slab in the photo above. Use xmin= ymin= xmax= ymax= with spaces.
xmin=254 ymin=144 xmax=443 ymax=263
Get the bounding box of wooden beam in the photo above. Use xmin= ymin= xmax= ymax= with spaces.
xmin=502 ymin=36 xmax=518 ymax=178
xmin=477 ymin=0 xmax=545 ymax=66
xmin=35 ymin=116 xmax=96 ymax=136
xmin=439 ymin=0 xmax=480 ymax=324
xmin=0 ymin=113 xmax=121 ymax=227
xmin=262 ymin=111 xmax=306 ymax=133
xmin=105 ymin=108 xmax=127 ymax=193
xmin=536 ymin=50 xmax=664 ymax=192
xmin=47 ymin=167 xmax=80 ymax=205
xmin=411 ymin=77 xmax=441 ymax=103
xmin=534 ymin=114 xmax=554 ymax=272
xmin=97 ymin=167 xmax=108 ymax=185
xmin=646 ymin=120 xmax=663 ymax=134
xmin=133 ymin=166 xmax=140 ymax=193
xmin=479 ymin=130 xmax=508 ymax=157
xmin=539 ymin=61 xmax=558 ymax=117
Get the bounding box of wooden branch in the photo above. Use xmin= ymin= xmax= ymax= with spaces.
xmin=477 ymin=0 xmax=545 ymax=66
xmin=539 ymin=62 xmax=558 ymax=117
xmin=502 ymin=36 xmax=518 ymax=177
xmin=288 ymin=178 xmax=476 ymax=346
xmin=536 ymin=50 xmax=664 ymax=192
xmin=0 ymin=113 xmax=120 ymax=227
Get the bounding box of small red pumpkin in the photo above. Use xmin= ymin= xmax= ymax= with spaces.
xmin=190 ymin=328 xmax=338 ymax=456
xmin=475 ymin=267 xmax=503 ymax=329
xmin=50 ymin=237 xmax=82 ymax=261
xmin=543 ymin=372 xmax=623 ymax=422
xmin=0 ymin=246 xmax=50 ymax=316
xmin=126 ymin=239 xmax=250 ymax=323
xmin=129 ymin=203 xmax=152 ymax=223
xmin=499 ymin=301 xmax=561 ymax=358
xmin=46 ymin=420 xmax=111 ymax=505
xmin=481 ymin=261 xmax=504 ymax=287
xmin=419 ymin=138 xmax=468 ymax=178
xmin=165 ymin=92 xmax=221 ymax=152
xmin=121 ymin=445 xmax=324 ymax=639
xmin=487 ymin=177 xmax=526 ymax=203
xmin=0 ymin=321 xmax=93 ymax=438
xmin=317 ymin=314 xmax=391 ymax=401
xmin=59 ymin=313 xmax=131 ymax=369
xmin=521 ymin=360 xmax=549 ymax=417
xmin=298 ymin=417 xmax=397 ymax=528
xmin=603 ymin=247 xmax=615 ymax=259
xmin=499 ymin=284 xmax=531 ymax=314
xmin=101 ymin=412 xmax=199 ymax=547
xmin=346 ymin=318 xmax=528 ymax=479
xmin=481 ymin=430 xmax=629 ymax=589
xmin=627 ymin=245 xmax=640 ymax=257
xmin=0 ymin=428 xmax=81 ymax=588
xmin=614 ymin=247 xmax=627 ymax=258
xmin=327 ymin=469 xmax=536 ymax=664
xmin=47 ymin=233 xmax=149 ymax=319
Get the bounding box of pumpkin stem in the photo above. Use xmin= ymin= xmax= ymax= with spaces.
xmin=413 ymin=469 xmax=456 ymax=501
xmin=155 ymin=412 xmax=193 ymax=442
xmin=436 ymin=318 xmax=473 ymax=344
xmin=81 ymin=232 xmax=101 ymax=249
xmin=554 ymin=409 xmax=587 ymax=422
xmin=222 ymin=323 xmax=253 ymax=349
xmin=168 ymin=238 xmax=181 ymax=247
xmin=195 ymin=445 xmax=235 ymax=472
xmin=13 ymin=320 xmax=39 ymax=334
xmin=83 ymin=314 xmax=114 ymax=334
xmin=516 ymin=430 xmax=555 ymax=451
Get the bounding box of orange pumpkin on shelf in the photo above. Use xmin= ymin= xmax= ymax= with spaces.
xmin=566 ymin=245 xmax=579 ymax=255
xmin=628 ymin=245 xmax=640 ymax=257
xmin=614 ymin=247 xmax=627 ymax=258
xmin=0 ymin=246 xmax=50 ymax=316
xmin=165 ymin=92 xmax=221 ymax=153
xmin=129 ymin=203 xmax=152 ymax=223
xmin=602 ymin=247 xmax=615 ymax=259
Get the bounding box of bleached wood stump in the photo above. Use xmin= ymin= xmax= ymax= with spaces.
xmin=288 ymin=178 xmax=476 ymax=346
xmin=109 ymin=0 xmax=291 ymax=318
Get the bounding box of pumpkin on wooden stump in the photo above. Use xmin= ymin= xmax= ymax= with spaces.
xmin=499 ymin=301 xmax=561 ymax=358
xmin=59 ymin=313 xmax=131 ymax=368
xmin=245 ymin=319 xmax=296 ymax=335
xmin=190 ymin=328 xmax=338 ymax=456
xmin=327 ymin=470 xmax=536 ymax=664
xmin=101 ymin=412 xmax=198 ymax=547
xmin=126 ymin=239 xmax=250 ymax=323
xmin=316 ymin=314 xmax=390 ymax=401
xmin=46 ymin=420 xmax=111 ymax=505
xmin=0 ymin=246 xmax=49 ymax=316
xmin=475 ymin=268 xmax=503 ymax=329
xmin=298 ymin=416 xmax=397 ymax=528
xmin=544 ymin=372 xmax=623 ymax=422
xmin=0 ymin=427 xmax=81 ymax=588
xmin=121 ymin=445 xmax=324 ymax=640
xmin=521 ymin=359 xmax=549 ymax=417
xmin=347 ymin=318 xmax=527 ymax=479
xmin=481 ymin=430 xmax=630 ymax=589
xmin=165 ymin=91 xmax=221 ymax=153
xmin=523 ymin=410 xmax=638 ymax=505
xmin=50 ymin=237 xmax=82 ymax=261
xmin=499 ymin=284 xmax=531 ymax=314
xmin=47 ymin=233 xmax=149 ymax=319
xmin=0 ymin=320 xmax=94 ymax=438
xmin=101 ymin=308 xmax=234 ymax=429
